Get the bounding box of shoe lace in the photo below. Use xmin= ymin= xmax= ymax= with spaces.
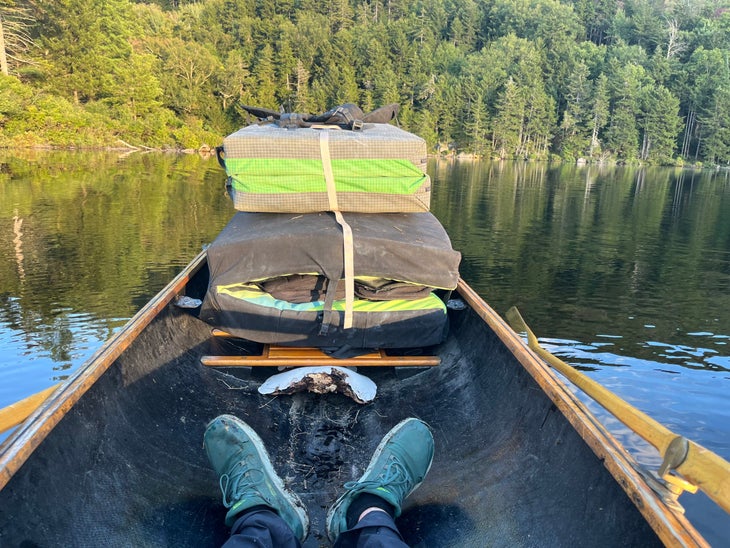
xmin=344 ymin=455 xmax=412 ymax=502
xmin=219 ymin=459 xmax=266 ymax=509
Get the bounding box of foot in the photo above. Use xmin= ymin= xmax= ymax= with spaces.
xmin=204 ymin=414 xmax=309 ymax=541
xmin=326 ymin=417 xmax=434 ymax=541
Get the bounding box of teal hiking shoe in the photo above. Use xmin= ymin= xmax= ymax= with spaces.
xmin=326 ymin=417 xmax=434 ymax=541
xmin=204 ymin=414 xmax=309 ymax=541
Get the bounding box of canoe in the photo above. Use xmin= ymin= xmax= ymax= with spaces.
xmin=0 ymin=251 xmax=711 ymax=547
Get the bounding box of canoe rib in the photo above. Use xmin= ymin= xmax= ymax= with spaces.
xmin=0 ymin=251 xmax=207 ymax=491
xmin=455 ymin=280 xmax=706 ymax=548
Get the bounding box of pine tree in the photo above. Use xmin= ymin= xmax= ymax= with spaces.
xmin=465 ymin=91 xmax=489 ymax=155
xmin=605 ymin=62 xmax=647 ymax=159
xmin=639 ymin=84 xmax=681 ymax=163
xmin=589 ymin=74 xmax=610 ymax=157
xmin=252 ymin=43 xmax=279 ymax=108
xmin=700 ymin=86 xmax=730 ymax=165
xmin=606 ymin=103 xmax=639 ymax=159
xmin=39 ymin=0 xmax=139 ymax=103
xmin=492 ymin=78 xmax=525 ymax=158
xmin=558 ymin=62 xmax=592 ymax=158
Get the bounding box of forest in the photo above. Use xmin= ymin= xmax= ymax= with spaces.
xmin=0 ymin=0 xmax=729 ymax=164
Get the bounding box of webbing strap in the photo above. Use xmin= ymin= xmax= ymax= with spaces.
xmin=334 ymin=211 xmax=355 ymax=329
xmin=319 ymin=131 xmax=354 ymax=329
xmin=319 ymin=278 xmax=340 ymax=336
xmin=319 ymin=131 xmax=339 ymax=211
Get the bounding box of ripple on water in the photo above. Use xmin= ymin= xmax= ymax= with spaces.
xmin=542 ymin=336 xmax=730 ymax=459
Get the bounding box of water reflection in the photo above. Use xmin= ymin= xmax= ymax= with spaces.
xmin=0 ymin=151 xmax=232 ymax=417
xmin=432 ymin=160 xmax=730 ymax=355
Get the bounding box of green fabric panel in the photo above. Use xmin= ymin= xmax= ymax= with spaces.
xmin=226 ymin=158 xmax=426 ymax=195
xmin=217 ymin=284 xmax=446 ymax=313
xmin=231 ymin=176 xmax=427 ymax=195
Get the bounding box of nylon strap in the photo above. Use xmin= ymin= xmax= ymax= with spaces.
xmin=319 ymin=131 xmax=354 ymax=329
xmin=319 ymin=131 xmax=339 ymax=210
xmin=319 ymin=278 xmax=340 ymax=336
xmin=334 ymin=210 xmax=355 ymax=329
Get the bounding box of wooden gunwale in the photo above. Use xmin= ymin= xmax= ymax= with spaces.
xmin=455 ymin=279 xmax=707 ymax=548
xmin=0 ymin=251 xmax=207 ymax=492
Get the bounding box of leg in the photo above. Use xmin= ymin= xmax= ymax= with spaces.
xmin=333 ymin=509 xmax=407 ymax=548
xmin=223 ymin=507 xmax=301 ymax=548
xmin=327 ymin=417 xmax=435 ymax=547
xmin=204 ymin=415 xmax=309 ymax=545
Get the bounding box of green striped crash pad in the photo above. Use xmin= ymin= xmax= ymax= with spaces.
xmin=221 ymin=123 xmax=430 ymax=213
xmin=201 ymin=283 xmax=448 ymax=348
xmin=199 ymin=211 xmax=460 ymax=347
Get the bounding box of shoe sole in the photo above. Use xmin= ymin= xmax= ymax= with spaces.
xmin=205 ymin=414 xmax=310 ymax=541
xmin=326 ymin=417 xmax=433 ymax=541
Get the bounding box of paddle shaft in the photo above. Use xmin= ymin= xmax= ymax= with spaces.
xmin=0 ymin=384 xmax=60 ymax=435
xmin=506 ymin=307 xmax=730 ymax=516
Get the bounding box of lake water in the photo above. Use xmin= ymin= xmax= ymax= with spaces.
xmin=1 ymin=152 xmax=728 ymax=544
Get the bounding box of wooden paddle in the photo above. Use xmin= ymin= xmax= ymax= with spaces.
xmin=505 ymin=306 xmax=730 ymax=515
xmin=0 ymin=384 xmax=60 ymax=435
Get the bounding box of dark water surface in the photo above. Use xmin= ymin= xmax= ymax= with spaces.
xmin=1 ymin=152 xmax=729 ymax=544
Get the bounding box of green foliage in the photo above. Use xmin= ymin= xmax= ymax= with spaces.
xmin=640 ymin=85 xmax=682 ymax=163
xmin=0 ymin=0 xmax=727 ymax=161
xmin=0 ymin=75 xmax=115 ymax=147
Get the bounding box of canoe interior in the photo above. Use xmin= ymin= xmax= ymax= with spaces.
xmin=0 ymin=263 xmax=662 ymax=547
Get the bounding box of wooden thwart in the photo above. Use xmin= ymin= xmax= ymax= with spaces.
xmin=202 ymin=336 xmax=440 ymax=368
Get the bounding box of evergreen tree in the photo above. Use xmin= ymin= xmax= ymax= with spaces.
xmin=558 ymin=62 xmax=592 ymax=158
xmin=251 ymin=43 xmax=279 ymax=108
xmin=605 ymin=62 xmax=647 ymax=159
xmin=683 ymin=47 xmax=730 ymax=161
xmin=492 ymin=78 xmax=525 ymax=158
xmin=464 ymin=91 xmax=489 ymax=155
xmin=639 ymin=85 xmax=682 ymax=163
xmin=624 ymin=0 xmax=663 ymax=51
xmin=39 ymin=0 xmax=139 ymax=103
xmin=699 ymin=86 xmax=730 ymax=164
xmin=606 ymin=101 xmax=640 ymax=159
xmin=413 ymin=108 xmax=438 ymax=149
xmin=589 ymin=73 xmax=610 ymax=157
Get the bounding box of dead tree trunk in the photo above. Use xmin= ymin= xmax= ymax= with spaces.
xmin=0 ymin=14 xmax=9 ymax=76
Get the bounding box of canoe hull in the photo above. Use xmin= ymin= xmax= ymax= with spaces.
xmin=0 ymin=256 xmax=701 ymax=547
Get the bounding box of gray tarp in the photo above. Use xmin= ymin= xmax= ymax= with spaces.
xmin=204 ymin=212 xmax=461 ymax=289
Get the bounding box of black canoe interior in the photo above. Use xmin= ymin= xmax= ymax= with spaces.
xmin=0 ymin=264 xmax=661 ymax=547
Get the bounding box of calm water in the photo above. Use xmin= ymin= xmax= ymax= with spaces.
xmin=1 ymin=152 xmax=729 ymax=544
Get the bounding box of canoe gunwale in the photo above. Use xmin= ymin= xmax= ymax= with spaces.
xmin=0 ymin=250 xmax=208 ymax=492
xmin=455 ymin=280 xmax=707 ymax=548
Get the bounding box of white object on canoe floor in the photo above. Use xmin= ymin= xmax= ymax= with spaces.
xmin=174 ymin=296 xmax=202 ymax=309
xmin=258 ymin=366 xmax=377 ymax=404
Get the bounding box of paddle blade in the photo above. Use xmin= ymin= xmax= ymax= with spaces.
xmin=0 ymin=384 xmax=60 ymax=434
